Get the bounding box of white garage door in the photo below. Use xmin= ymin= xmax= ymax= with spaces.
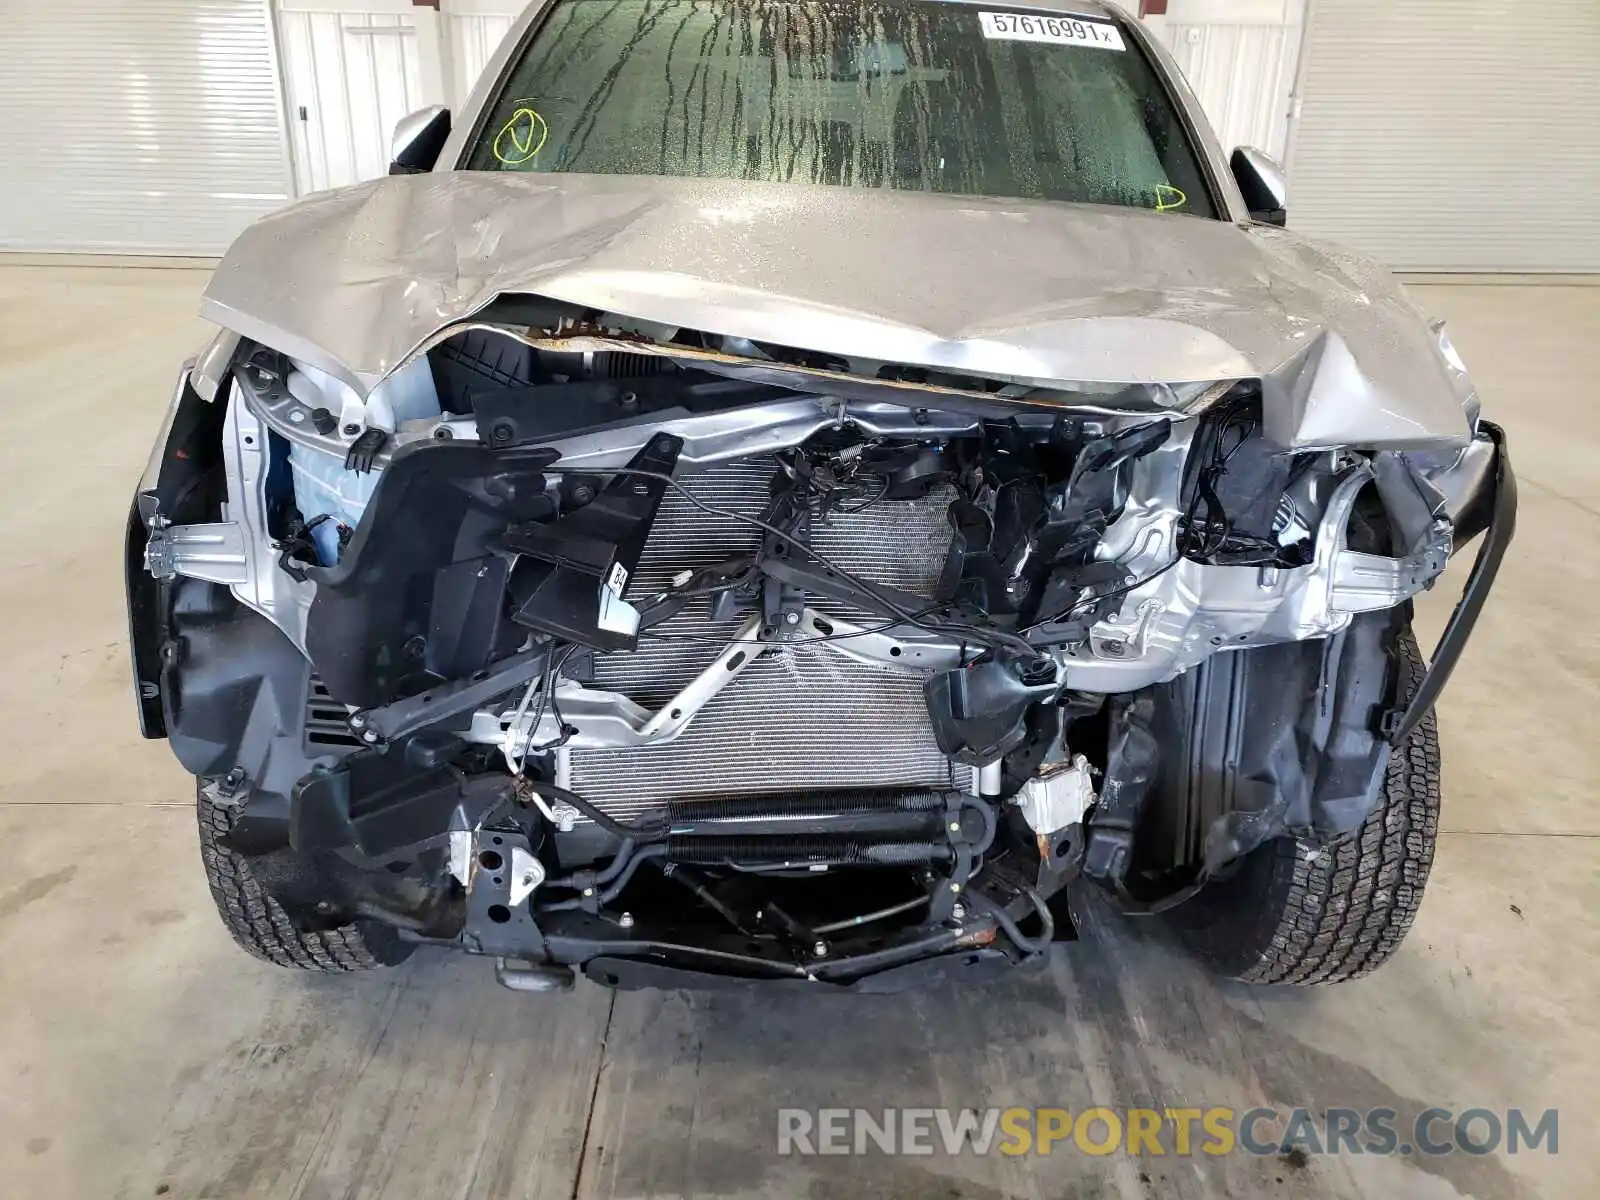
xmin=1290 ymin=0 xmax=1600 ymax=272
xmin=277 ymin=5 xmax=425 ymax=194
xmin=448 ymin=5 xmax=521 ymax=110
xmin=1156 ymin=0 xmax=1305 ymax=163
xmin=0 ymin=0 xmax=293 ymax=255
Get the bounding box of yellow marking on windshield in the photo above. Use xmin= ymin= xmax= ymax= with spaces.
xmin=1155 ymin=184 xmax=1188 ymax=212
xmin=493 ymin=102 xmax=550 ymax=166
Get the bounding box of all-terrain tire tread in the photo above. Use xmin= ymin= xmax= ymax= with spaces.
xmin=196 ymin=787 xmax=405 ymax=971
xmin=1177 ymin=628 xmax=1440 ymax=985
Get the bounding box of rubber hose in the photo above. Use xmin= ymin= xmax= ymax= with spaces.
xmin=962 ymin=796 xmax=999 ymax=856
xmin=968 ymin=886 xmax=1055 ymax=955
xmin=539 ymin=845 xmax=666 ymax=912
xmin=521 ymin=780 xmax=667 ymax=841
xmin=544 ymin=837 xmax=637 ymax=891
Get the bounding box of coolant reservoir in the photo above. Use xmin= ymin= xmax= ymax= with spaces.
xmin=287 ymin=442 xmax=378 ymax=565
xmin=281 ymin=357 xmax=443 ymax=564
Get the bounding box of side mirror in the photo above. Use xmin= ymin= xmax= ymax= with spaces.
xmin=390 ymin=106 xmax=452 ymax=176
xmin=1230 ymin=146 xmax=1287 ymax=227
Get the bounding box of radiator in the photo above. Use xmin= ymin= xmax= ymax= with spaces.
xmin=561 ymin=458 xmax=970 ymax=820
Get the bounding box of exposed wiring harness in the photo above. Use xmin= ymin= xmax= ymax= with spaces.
xmin=1023 ymin=408 xmax=1267 ymax=637
xmin=774 ymin=447 xmax=892 ymax=519
xmin=501 ymin=645 xmax=581 ymax=819
xmin=541 ymin=464 xmax=1038 ymax=658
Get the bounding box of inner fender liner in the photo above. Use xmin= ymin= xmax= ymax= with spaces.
xmin=128 ymin=372 xmax=231 ymax=738
xmin=162 ymin=578 xmax=326 ymax=821
xmin=1119 ymin=608 xmax=1398 ymax=876
xmin=303 ymin=440 xmax=560 ymax=707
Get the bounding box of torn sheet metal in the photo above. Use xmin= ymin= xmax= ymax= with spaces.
xmin=202 ymin=172 xmax=1475 ymax=449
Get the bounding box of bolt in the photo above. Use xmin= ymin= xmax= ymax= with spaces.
xmin=812 ymin=940 xmax=829 ymax=958
xmin=583 ymin=887 xmax=595 ymax=898
xmin=349 ymin=713 xmax=366 ymax=729
xmin=361 ymin=730 xmax=379 ymax=744
xmin=342 ymin=423 xmax=362 ymax=437
xmin=948 ymin=820 xmax=961 ymax=834
xmin=619 ymin=391 xmax=639 ymax=408
xmin=619 ymin=912 xmax=635 ymax=929
xmin=784 ymin=610 xmax=801 ymax=625
xmin=949 ymin=882 xmax=962 ymax=894
xmin=951 ymin=903 xmax=966 ymax=921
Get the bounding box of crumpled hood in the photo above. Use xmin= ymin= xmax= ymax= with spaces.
xmin=202 ymin=172 xmax=1475 ymax=448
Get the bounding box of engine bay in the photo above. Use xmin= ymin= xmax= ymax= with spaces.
xmin=128 ymin=314 xmax=1507 ymax=987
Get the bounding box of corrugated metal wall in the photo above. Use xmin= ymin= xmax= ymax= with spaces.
xmin=1152 ymin=0 xmax=1304 ymax=162
xmin=1161 ymin=23 xmax=1300 ymax=160
xmin=1291 ymin=0 xmax=1600 ymax=272
xmin=277 ymin=2 xmax=424 ymax=194
xmin=0 ymin=0 xmax=293 ymax=254
xmin=448 ymin=11 xmax=519 ymax=109
xmin=275 ymin=0 xmax=519 ymax=191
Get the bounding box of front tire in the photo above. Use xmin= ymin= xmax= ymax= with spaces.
xmin=196 ymin=785 xmax=411 ymax=971
xmin=1169 ymin=627 xmax=1441 ymax=984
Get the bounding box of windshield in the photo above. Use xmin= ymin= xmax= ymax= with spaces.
xmin=464 ymin=0 xmax=1217 ymax=217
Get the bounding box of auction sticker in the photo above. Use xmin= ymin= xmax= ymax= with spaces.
xmin=979 ymin=10 xmax=1126 ymax=50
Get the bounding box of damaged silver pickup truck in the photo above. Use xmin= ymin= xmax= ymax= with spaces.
xmin=127 ymin=0 xmax=1513 ymax=990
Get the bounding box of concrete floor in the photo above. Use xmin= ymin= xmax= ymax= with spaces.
xmin=0 ymin=264 xmax=1594 ymax=1200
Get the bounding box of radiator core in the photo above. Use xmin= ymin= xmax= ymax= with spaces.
xmin=560 ymin=458 xmax=969 ymax=819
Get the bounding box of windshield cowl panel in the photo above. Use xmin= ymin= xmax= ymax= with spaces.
xmin=463 ymin=0 xmax=1218 ymax=221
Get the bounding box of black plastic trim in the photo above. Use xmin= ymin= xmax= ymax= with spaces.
xmin=125 ymin=371 xmax=231 ymax=739
xmin=1385 ymin=421 xmax=1516 ymax=746
xmin=125 ymin=503 xmax=168 ymax=738
xmin=389 ymin=107 xmax=451 ymax=174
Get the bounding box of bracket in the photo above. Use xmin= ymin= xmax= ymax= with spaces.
xmin=461 ymin=828 xmax=549 ymax=958
xmin=505 ymin=432 xmax=683 ymax=649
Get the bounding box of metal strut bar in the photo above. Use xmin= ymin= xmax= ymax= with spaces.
xmin=351 ymin=643 xmax=553 ymax=745
xmin=663 ymin=835 xmax=949 ymax=866
xmin=666 ymin=789 xmax=953 ymax=823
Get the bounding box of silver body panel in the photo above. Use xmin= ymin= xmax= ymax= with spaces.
xmin=201 ymin=172 xmax=1473 ymax=450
